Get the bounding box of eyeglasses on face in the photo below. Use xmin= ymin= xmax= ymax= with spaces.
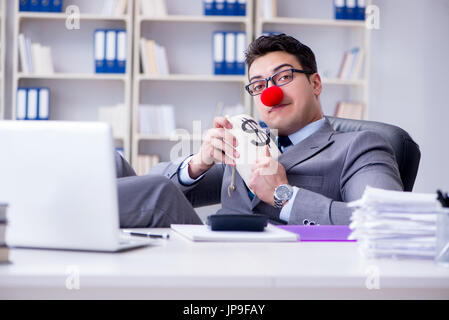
xmin=245 ymin=68 xmax=314 ymax=96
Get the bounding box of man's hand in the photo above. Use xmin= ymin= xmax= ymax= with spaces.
xmin=189 ymin=116 xmax=239 ymax=179
xmin=248 ymin=146 xmax=289 ymax=206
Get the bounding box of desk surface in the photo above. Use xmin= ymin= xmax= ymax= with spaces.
xmin=1 ymin=228 xmax=449 ymax=299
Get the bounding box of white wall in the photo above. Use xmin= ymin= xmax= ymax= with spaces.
xmin=369 ymin=0 xmax=449 ymax=193
xmin=3 ymin=0 xmax=449 ymax=194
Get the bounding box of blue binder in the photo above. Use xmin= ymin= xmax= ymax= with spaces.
xmin=356 ymin=0 xmax=366 ymax=20
xmin=214 ymin=0 xmax=226 ymax=16
xmin=213 ymin=31 xmax=225 ymax=75
xmin=94 ymin=29 xmax=106 ymax=73
xmin=345 ymin=0 xmax=356 ymax=20
xmin=37 ymin=87 xmax=51 ymax=120
xmin=19 ymin=0 xmax=30 ymax=11
xmin=235 ymin=32 xmax=246 ymax=75
xmin=204 ymin=0 xmax=215 ymax=15
xmin=334 ymin=0 xmax=345 ymax=20
xmin=30 ymin=0 xmax=40 ymax=12
xmin=237 ymin=0 xmax=246 ymax=16
xmin=116 ymin=30 xmax=127 ymax=74
xmin=105 ymin=29 xmax=117 ymax=73
xmin=40 ymin=0 xmax=51 ymax=12
xmin=224 ymin=32 xmax=236 ymax=74
xmin=225 ymin=0 xmax=237 ymax=16
xmin=26 ymin=88 xmax=40 ymax=120
xmin=50 ymin=0 xmax=63 ymax=12
xmin=16 ymin=88 xmax=28 ymax=120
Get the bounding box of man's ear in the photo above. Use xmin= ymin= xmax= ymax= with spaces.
xmin=309 ymin=73 xmax=322 ymax=96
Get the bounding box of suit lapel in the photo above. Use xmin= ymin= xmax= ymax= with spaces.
xmin=251 ymin=119 xmax=336 ymax=210
xmin=279 ymin=119 xmax=335 ymax=172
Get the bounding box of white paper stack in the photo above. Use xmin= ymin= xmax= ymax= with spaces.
xmin=139 ymin=104 xmax=175 ymax=136
xmin=348 ymin=186 xmax=444 ymax=260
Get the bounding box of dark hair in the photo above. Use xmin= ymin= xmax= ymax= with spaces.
xmin=245 ymin=33 xmax=318 ymax=77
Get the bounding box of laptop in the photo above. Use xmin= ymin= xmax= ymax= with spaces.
xmin=0 ymin=121 xmax=154 ymax=252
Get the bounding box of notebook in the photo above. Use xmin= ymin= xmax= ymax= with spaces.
xmin=171 ymin=224 xmax=298 ymax=242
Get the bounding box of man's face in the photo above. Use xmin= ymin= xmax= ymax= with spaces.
xmin=248 ymin=51 xmax=322 ymax=136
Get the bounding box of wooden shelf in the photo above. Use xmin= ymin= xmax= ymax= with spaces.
xmin=18 ymin=12 xmax=129 ymax=21
xmin=261 ymin=17 xmax=366 ymax=28
xmin=138 ymin=15 xmax=248 ymax=24
xmin=17 ymin=73 xmax=128 ymax=81
xmin=137 ymin=74 xmax=247 ymax=83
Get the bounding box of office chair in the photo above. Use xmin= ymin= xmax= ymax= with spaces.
xmin=326 ymin=116 xmax=420 ymax=192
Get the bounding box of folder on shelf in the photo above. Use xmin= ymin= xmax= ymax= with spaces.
xmin=40 ymin=0 xmax=51 ymax=12
xmin=213 ymin=31 xmax=225 ymax=75
xmin=26 ymin=88 xmax=39 ymax=120
xmin=50 ymin=0 xmax=63 ymax=12
xmin=345 ymin=0 xmax=357 ymax=20
xmin=224 ymin=32 xmax=236 ymax=74
xmin=38 ymin=88 xmax=50 ymax=120
xmin=237 ymin=0 xmax=246 ymax=16
xmin=225 ymin=0 xmax=237 ymax=16
xmin=356 ymin=0 xmax=366 ymax=20
xmin=30 ymin=0 xmax=40 ymax=12
xmin=214 ymin=0 xmax=225 ymax=15
xmin=235 ymin=32 xmax=246 ymax=75
xmin=334 ymin=101 xmax=364 ymax=120
xmin=20 ymin=0 xmax=30 ymax=12
xmin=94 ymin=29 xmax=106 ymax=73
xmin=116 ymin=30 xmax=127 ymax=74
xmin=105 ymin=30 xmax=117 ymax=73
xmin=334 ymin=0 xmax=345 ymax=20
xmin=203 ymin=0 xmax=215 ymax=15
xmin=16 ymin=88 xmax=28 ymax=120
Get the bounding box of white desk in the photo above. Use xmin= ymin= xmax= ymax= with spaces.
xmin=0 ymin=228 xmax=448 ymax=299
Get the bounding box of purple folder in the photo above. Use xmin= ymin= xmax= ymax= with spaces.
xmin=277 ymin=225 xmax=356 ymax=242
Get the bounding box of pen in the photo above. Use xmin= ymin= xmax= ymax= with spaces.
xmin=124 ymin=231 xmax=170 ymax=239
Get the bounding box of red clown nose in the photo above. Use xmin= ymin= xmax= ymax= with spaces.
xmin=260 ymin=86 xmax=284 ymax=107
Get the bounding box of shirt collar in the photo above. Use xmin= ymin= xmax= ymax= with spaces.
xmin=282 ymin=117 xmax=326 ymax=151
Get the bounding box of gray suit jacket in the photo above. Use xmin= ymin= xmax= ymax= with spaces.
xmin=152 ymin=118 xmax=403 ymax=225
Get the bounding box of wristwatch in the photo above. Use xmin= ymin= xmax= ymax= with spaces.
xmin=273 ymin=184 xmax=294 ymax=209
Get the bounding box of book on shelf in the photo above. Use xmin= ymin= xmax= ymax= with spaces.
xmin=334 ymin=101 xmax=364 ymax=120
xmin=19 ymin=34 xmax=54 ymax=74
xmin=101 ymin=0 xmax=128 ymax=16
xmin=0 ymin=203 xmax=7 ymax=223
xmin=139 ymin=38 xmax=169 ymax=75
xmin=139 ymin=0 xmax=167 ymax=17
xmin=260 ymin=0 xmax=277 ymax=19
xmin=136 ymin=154 xmax=160 ymax=176
xmin=20 ymin=0 xmax=63 ymax=13
xmin=337 ymin=47 xmax=364 ymax=80
xmin=139 ymin=104 xmax=176 ymax=136
xmin=98 ymin=104 xmax=127 ymax=138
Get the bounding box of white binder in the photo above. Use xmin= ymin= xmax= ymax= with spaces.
xmin=16 ymin=88 xmax=27 ymax=120
xmin=38 ymin=88 xmax=50 ymax=120
xmin=27 ymin=89 xmax=38 ymax=120
xmin=105 ymin=30 xmax=117 ymax=72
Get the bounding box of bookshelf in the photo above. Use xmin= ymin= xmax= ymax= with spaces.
xmin=11 ymin=0 xmax=134 ymax=158
xmin=0 ymin=0 xmax=5 ymax=119
xmin=254 ymin=0 xmax=372 ymax=119
xmin=131 ymin=0 xmax=255 ymax=170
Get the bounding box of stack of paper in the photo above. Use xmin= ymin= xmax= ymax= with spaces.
xmin=139 ymin=104 xmax=175 ymax=135
xmin=348 ymin=186 xmax=443 ymax=260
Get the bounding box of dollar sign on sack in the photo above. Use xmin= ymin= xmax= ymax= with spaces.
xmin=241 ymin=118 xmax=271 ymax=147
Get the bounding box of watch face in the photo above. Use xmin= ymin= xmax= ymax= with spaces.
xmin=276 ymin=185 xmax=291 ymax=200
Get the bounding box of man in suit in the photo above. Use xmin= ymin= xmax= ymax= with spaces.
xmin=117 ymin=33 xmax=403 ymax=227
